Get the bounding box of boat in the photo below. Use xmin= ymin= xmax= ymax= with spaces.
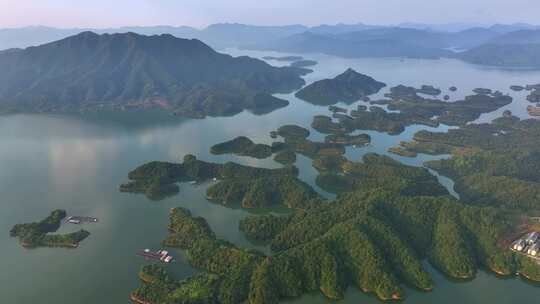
xmin=65 ymin=216 xmax=98 ymax=224
xmin=136 ymin=248 xmax=174 ymax=263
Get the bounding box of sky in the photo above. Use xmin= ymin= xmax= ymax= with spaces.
xmin=0 ymin=0 xmax=538 ymax=28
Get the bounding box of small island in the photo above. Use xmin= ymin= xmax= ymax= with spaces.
xmin=210 ymin=136 xmax=273 ymax=159
xmin=295 ymin=68 xmax=386 ymax=105
xmin=10 ymin=210 xmax=90 ymax=248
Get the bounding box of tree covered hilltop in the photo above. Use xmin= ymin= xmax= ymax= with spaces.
xmin=0 ymin=32 xmax=308 ymax=118
xmin=295 ymin=68 xmax=386 ymax=106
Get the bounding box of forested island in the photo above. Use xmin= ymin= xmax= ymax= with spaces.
xmin=210 ymin=136 xmax=273 ymax=159
xmin=120 ymin=154 xmax=321 ymax=209
xmin=9 ymin=210 xmax=90 ymax=248
xmin=295 ymin=68 xmax=386 ymax=105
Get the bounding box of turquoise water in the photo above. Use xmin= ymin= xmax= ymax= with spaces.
xmin=1 ymin=50 xmax=540 ymax=303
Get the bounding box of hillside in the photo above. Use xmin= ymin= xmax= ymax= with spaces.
xmin=459 ymin=43 xmax=540 ymax=67
xmin=295 ymin=68 xmax=386 ymax=105
xmin=251 ymin=31 xmax=453 ymax=59
xmin=0 ymin=32 xmax=307 ymax=117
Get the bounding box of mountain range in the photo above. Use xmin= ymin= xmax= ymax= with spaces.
xmin=0 ymin=31 xmax=307 ymax=117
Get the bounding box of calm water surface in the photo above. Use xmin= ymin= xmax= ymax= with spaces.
xmin=2 ymin=50 xmax=540 ymax=303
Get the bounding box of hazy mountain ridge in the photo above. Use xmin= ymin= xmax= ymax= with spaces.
xmin=455 ymin=29 xmax=540 ymax=67
xmin=2 ymin=23 xmax=540 ymax=68
xmin=0 ymin=31 xmax=306 ymax=116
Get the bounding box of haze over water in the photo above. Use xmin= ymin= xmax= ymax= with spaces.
xmin=1 ymin=49 xmax=540 ymax=303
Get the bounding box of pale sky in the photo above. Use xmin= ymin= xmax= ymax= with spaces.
xmin=0 ymin=0 xmax=538 ymax=28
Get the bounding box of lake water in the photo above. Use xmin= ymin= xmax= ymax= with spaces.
xmin=2 ymin=49 xmax=540 ymax=303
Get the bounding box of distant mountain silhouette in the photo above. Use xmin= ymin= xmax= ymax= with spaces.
xmin=249 ymin=30 xmax=453 ymax=59
xmin=458 ymin=30 xmax=540 ymax=67
xmin=2 ymin=23 xmax=540 ymax=70
xmin=0 ymin=32 xmax=307 ymax=117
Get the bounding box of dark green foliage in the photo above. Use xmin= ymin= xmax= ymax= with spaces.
xmin=311 ymin=115 xmax=349 ymax=134
xmin=312 ymin=155 xmax=347 ymax=172
xmin=295 ymin=68 xmax=386 ymax=105
xmin=131 ymin=186 xmax=531 ymax=304
xmin=399 ymin=116 xmax=540 ymax=210
xmin=254 ymin=190 xmax=516 ymax=292
xmin=248 ymin=259 xmax=279 ymax=304
xmin=273 ymin=150 xmax=296 ymax=165
xmin=10 ymin=210 xmax=90 ymax=248
xmin=133 ymin=265 xmax=221 ymax=304
xmin=134 ymin=207 xmax=265 ymax=304
xmin=276 ymin=124 xmax=310 ymax=139
xmin=325 ymin=133 xmax=370 ymax=146
xmin=239 ymin=215 xmax=290 ymax=241
xmin=163 ymin=208 xmax=216 ymax=249
xmin=516 ymin=255 xmax=540 ymax=281
xmin=428 ymin=205 xmax=476 ymax=278
xmin=210 ymin=136 xmax=272 ymax=159
xmin=274 ymin=126 xmax=347 ymax=159
xmin=120 ymin=155 xmax=299 ymax=201
xmin=315 ymin=153 xmax=448 ymax=196
xmin=206 ymin=175 xmax=320 ymax=209
xmin=315 ymin=87 xmax=511 ymax=136
xmin=0 ymin=32 xmax=305 ymax=116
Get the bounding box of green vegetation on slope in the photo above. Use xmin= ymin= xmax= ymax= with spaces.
xmin=120 ymin=154 xmax=320 ymax=209
xmin=295 ymin=68 xmax=386 ymax=105
xmin=131 ymin=186 xmax=531 ymax=304
xmin=0 ymin=32 xmax=306 ymax=117
xmin=395 ymin=115 xmax=540 ymax=210
xmin=210 ymin=136 xmax=272 ymax=159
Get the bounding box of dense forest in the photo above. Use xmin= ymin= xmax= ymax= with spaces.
xmin=394 ymin=115 xmax=540 ymax=211
xmin=131 ymin=186 xmax=529 ymax=304
xmin=122 ymin=96 xmax=540 ymax=304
